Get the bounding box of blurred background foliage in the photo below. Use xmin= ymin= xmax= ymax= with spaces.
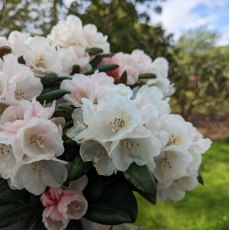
xmin=0 ymin=0 xmax=228 ymax=118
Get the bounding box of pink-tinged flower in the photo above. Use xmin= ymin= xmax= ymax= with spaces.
xmin=101 ymin=50 xmax=153 ymax=85
xmin=41 ymin=176 xmax=88 ymax=230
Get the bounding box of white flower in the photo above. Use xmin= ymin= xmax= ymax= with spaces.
xmin=0 ymin=144 xmax=18 ymax=180
xmin=80 ymin=140 xmax=116 ymax=176
xmin=83 ymin=24 xmax=110 ymax=53
xmin=148 ymin=78 xmax=175 ymax=97
xmin=11 ymin=155 xmax=67 ymax=195
xmin=157 ymin=174 xmax=199 ymax=201
xmin=150 ymin=57 xmax=169 ymax=78
xmin=69 ymin=96 xmax=144 ymax=143
xmin=19 ymin=37 xmax=62 ymax=76
xmin=61 ymin=71 xmax=131 ymax=106
xmin=0 ymin=54 xmax=43 ymax=104
xmin=57 ymin=46 xmax=91 ymax=74
xmin=153 ymin=145 xmax=193 ymax=184
xmin=160 ymin=114 xmax=195 ymax=148
xmin=48 ymin=15 xmax=110 ymax=53
xmin=110 ymin=135 xmax=161 ymax=172
xmin=13 ymin=117 xmax=64 ymax=161
xmin=48 ymin=15 xmax=85 ymax=48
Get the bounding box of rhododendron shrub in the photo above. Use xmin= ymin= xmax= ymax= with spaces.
xmin=0 ymin=15 xmax=211 ymax=230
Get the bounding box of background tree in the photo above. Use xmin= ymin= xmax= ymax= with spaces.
xmin=171 ymin=28 xmax=229 ymax=117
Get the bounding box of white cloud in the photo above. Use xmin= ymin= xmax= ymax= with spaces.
xmin=146 ymin=0 xmax=229 ymax=45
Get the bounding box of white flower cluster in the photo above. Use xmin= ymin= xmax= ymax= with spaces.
xmin=62 ymin=71 xmax=211 ymax=201
xmin=0 ymin=99 xmax=67 ymax=195
xmin=0 ymin=15 xmax=211 ymax=203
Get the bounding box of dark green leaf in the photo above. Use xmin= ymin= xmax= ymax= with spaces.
xmin=90 ymin=54 xmax=112 ymax=68
xmin=85 ymin=177 xmax=137 ymax=225
xmin=83 ymin=64 xmax=119 ymax=75
xmin=0 ymin=179 xmax=29 ymax=205
xmin=84 ymin=174 xmax=103 ymax=198
xmin=68 ymin=154 xmax=93 ymax=181
xmin=0 ymin=200 xmax=40 ymax=228
xmin=18 ymin=56 xmax=26 ymax=64
xmin=86 ymin=47 xmax=103 ymax=55
xmin=57 ymin=104 xmax=75 ymax=115
xmin=139 ymin=73 xmax=156 ymax=79
xmin=40 ymin=73 xmax=70 ymax=87
xmin=120 ymin=71 xmax=127 ymax=84
xmin=97 ymin=64 xmax=119 ymax=72
xmin=37 ymin=89 xmax=69 ymax=103
xmin=66 ymin=220 xmax=84 ymax=230
xmin=24 ymin=207 xmax=43 ymax=230
xmin=124 ymin=163 xmax=157 ymax=204
xmin=197 ymin=172 xmax=204 ymax=185
xmin=85 ymin=202 xmax=131 ymax=225
xmin=70 ymin=65 xmax=81 ymax=75
xmin=0 ymin=46 xmax=11 ymax=58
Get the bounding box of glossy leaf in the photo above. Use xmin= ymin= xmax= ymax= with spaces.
xmin=70 ymin=64 xmax=81 ymax=75
xmin=86 ymin=47 xmax=103 ymax=55
xmin=83 ymin=64 xmax=119 ymax=75
xmin=119 ymin=71 xmax=127 ymax=84
xmin=0 ymin=200 xmax=40 ymax=228
xmin=0 ymin=179 xmax=29 ymax=205
xmin=197 ymin=172 xmax=204 ymax=185
xmin=85 ymin=177 xmax=137 ymax=225
xmin=66 ymin=220 xmax=84 ymax=230
xmin=124 ymin=163 xmax=157 ymax=204
xmin=68 ymin=154 xmax=93 ymax=181
xmin=90 ymin=53 xmax=112 ymax=68
xmin=37 ymin=89 xmax=69 ymax=103
xmin=139 ymin=73 xmax=156 ymax=79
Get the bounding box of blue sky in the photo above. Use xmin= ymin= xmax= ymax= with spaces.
xmin=142 ymin=0 xmax=229 ymax=45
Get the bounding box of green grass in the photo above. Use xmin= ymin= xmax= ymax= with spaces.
xmin=135 ymin=139 xmax=229 ymax=230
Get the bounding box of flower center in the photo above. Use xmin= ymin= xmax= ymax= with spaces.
xmin=30 ymin=135 xmax=45 ymax=148
xmin=67 ymin=202 xmax=81 ymax=216
xmin=15 ymin=91 xmax=25 ymax=100
xmin=0 ymin=144 xmax=12 ymax=159
xmin=110 ymin=112 xmax=129 ymax=133
xmin=168 ymin=134 xmax=177 ymax=145
xmin=31 ymin=161 xmax=44 ymax=180
xmin=123 ymin=139 xmax=139 ymax=156
xmin=36 ymin=55 xmax=46 ymax=68
xmin=160 ymin=156 xmax=172 ymax=169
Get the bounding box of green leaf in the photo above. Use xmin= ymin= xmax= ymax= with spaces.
xmin=124 ymin=163 xmax=157 ymax=204
xmin=40 ymin=73 xmax=70 ymax=87
xmin=70 ymin=64 xmax=81 ymax=75
xmin=139 ymin=73 xmax=156 ymax=79
xmin=18 ymin=56 xmax=26 ymax=64
xmin=68 ymin=154 xmax=93 ymax=181
xmin=86 ymin=47 xmax=103 ymax=55
xmin=0 ymin=46 xmax=11 ymax=58
xmin=83 ymin=64 xmax=119 ymax=75
xmin=85 ymin=177 xmax=137 ymax=225
xmin=120 ymin=71 xmax=127 ymax=84
xmin=24 ymin=208 xmax=43 ymax=230
xmin=37 ymin=89 xmax=69 ymax=103
xmin=0 ymin=200 xmax=40 ymax=228
xmin=90 ymin=54 xmax=112 ymax=68
xmin=0 ymin=179 xmax=29 ymax=205
xmin=197 ymin=172 xmax=204 ymax=185
xmin=85 ymin=202 xmax=131 ymax=225
xmin=66 ymin=220 xmax=84 ymax=230
xmin=57 ymin=104 xmax=75 ymax=115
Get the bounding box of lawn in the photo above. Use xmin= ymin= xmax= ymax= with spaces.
xmin=135 ymin=139 xmax=229 ymax=230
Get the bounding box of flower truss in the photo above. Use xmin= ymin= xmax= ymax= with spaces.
xmin=0 ymin=15 xmax=211 ymax=230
